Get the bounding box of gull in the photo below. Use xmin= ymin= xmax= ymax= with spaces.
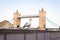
xmin=23 ymin=19 xmax=32 ymax=28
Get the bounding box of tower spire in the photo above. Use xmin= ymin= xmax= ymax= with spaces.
xmin=16 ymin=10 xmax=19 ymax=14
xmin=41 ymin=8 xmax=44 ymax=12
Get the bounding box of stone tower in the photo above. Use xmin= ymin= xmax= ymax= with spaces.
xmin=13 ymin=10 xmax=20 ymax=28
xmin=39 ymin=8 xmax=46 ymax=30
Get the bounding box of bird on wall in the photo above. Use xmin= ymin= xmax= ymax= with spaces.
xmin=23 ymin=19 xmax=32 ymax=28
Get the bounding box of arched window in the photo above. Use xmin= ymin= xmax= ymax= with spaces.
xmin=17 ymin=25 xmax=19 ymax=28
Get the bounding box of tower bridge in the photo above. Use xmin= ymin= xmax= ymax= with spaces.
xmin=12 ymin=8 xmax=59 ymax=30
xmin=13 ymin=8 xmax=46 ymax=30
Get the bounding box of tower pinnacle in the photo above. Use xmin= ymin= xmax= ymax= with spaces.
xmin=41 ymin=8 xmax=44 ymax=12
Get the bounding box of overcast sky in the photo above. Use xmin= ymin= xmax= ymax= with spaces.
xmin=0 ymin=0 xmax=60 ymax=28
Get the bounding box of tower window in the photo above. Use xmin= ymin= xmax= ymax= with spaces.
xmin=17 ymin=25 xmax=19 ymax=28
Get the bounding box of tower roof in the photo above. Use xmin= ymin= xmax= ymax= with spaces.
xmin=41 ymin=8 xmax=44 ymax=12
xmin=39 ymin=8 xmax=45 ymax=13
xmin=16 ymin=10 xmax=19 ymax=14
